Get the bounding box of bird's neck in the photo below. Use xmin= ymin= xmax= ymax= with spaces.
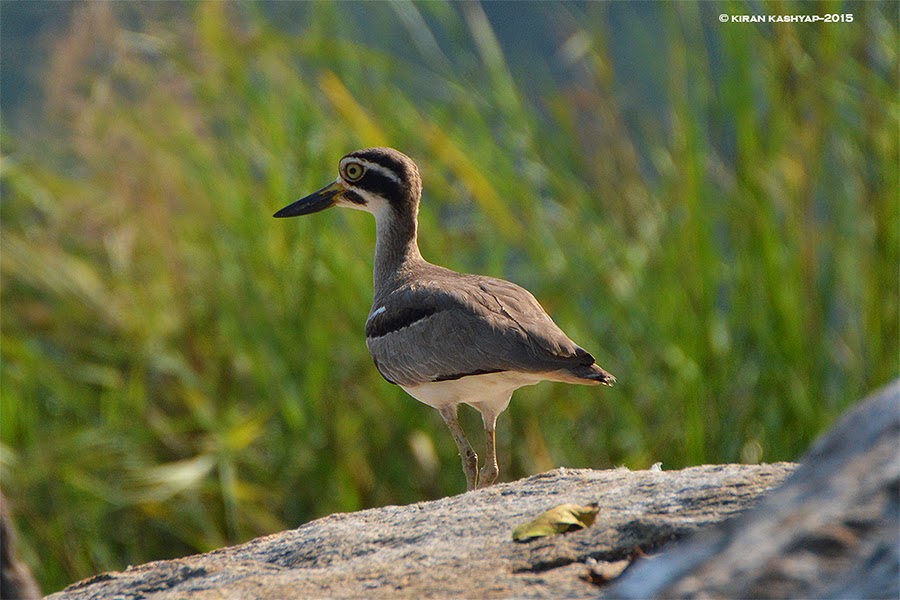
xmin=373 ymin=205 xmax=424 ymax=298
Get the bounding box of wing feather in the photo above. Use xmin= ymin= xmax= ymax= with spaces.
xmin=365 ymin=270 xmax=597 ymax=387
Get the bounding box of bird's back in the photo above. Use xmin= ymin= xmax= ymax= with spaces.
xmin=365 ymin=262 xmax=614 ymax=388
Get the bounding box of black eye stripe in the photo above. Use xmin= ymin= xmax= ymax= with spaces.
xmin=354 ymin=170 xmax=404 ymax=202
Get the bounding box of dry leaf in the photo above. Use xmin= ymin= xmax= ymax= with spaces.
xmin=512 ymin=503 xmax=600 ymax=542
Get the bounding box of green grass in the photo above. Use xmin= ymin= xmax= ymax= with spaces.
xmin=1 ymin=1 xmax=897 ymax=593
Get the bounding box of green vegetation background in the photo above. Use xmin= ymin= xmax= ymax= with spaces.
xmin=1 ymin=2 xmax=897 ymax=593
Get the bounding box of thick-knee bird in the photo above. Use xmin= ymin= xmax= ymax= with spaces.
xmin=275 ymin=147 xmax=615 ymax=491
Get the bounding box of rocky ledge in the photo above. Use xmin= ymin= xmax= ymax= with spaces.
xmin=49 ymin=380 xmax=897 ymax=599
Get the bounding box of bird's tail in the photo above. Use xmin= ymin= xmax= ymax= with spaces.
xmin=551 ymin=362 xmax=616 ymax=386
xmin=577 ymin=363 xmax=616 ymax=386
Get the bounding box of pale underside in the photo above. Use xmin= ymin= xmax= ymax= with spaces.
xmin=401 ymin=370 xmax=546 ymax=415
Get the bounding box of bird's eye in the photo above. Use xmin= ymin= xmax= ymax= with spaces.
xmin=344 ymin=162 xmax=365 ymax=182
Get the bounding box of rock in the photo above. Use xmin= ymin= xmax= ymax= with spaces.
xmin=606 ymin=379 xmax=900 ymax=599
xmin=48 ymin=382 xmax=898 ymax=599
xmin=50 ymin=463 xmax=793 ymax=599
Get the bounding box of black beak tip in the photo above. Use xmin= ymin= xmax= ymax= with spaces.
xmin=273 ymin=184 xmax=340 ymax=219
xmin=273 ymin=201 xmax=311 ymax=218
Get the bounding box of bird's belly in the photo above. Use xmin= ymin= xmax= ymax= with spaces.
xmin=401 ymin=371 xmax=546 ymax=412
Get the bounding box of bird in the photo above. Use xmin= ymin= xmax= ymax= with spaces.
xmin=274 ymin=147 xmax=615 ymax=491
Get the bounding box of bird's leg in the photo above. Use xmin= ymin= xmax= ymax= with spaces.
xmin=477 ymin=409 xmax=500 ymax=488
xmin=438 ymin=404 xmax=479 ymax=491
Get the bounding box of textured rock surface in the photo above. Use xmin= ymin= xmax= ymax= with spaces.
xmin=50 ymin=463 xmax=793 ymax=599
xmin=50 ymin=382 xmax=898 ymax=599
xmin=607 ymin=379 xmax=900 ymax=599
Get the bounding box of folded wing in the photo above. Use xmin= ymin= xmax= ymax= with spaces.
xmin=365 ymin=271 xmax=611 ymax=387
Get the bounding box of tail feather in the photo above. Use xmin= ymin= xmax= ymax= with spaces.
xmin=577 ymin=363 xmax=616 ymax=386
xmin=551 ymin=362 xmax=616 ymax=386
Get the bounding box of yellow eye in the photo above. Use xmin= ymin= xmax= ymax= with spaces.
xmin=344 ymin=162 xmax=365 ymax=181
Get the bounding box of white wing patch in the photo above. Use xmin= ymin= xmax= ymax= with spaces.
xmin=367 ymin=306 xmax=386 ymax=324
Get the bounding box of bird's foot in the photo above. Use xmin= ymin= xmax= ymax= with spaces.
xmin=477 ymin=462 xmax=498 ymax=489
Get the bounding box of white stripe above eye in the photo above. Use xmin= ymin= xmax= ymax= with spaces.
xmin=340 ymin=158 xmax=402 ymax=183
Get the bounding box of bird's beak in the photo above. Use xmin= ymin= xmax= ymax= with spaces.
xmin=273 ymin=181 xmax=343 ymax=218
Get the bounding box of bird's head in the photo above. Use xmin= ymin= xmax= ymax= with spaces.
xmin=274 ymin=147 xmax=422 ymax=220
